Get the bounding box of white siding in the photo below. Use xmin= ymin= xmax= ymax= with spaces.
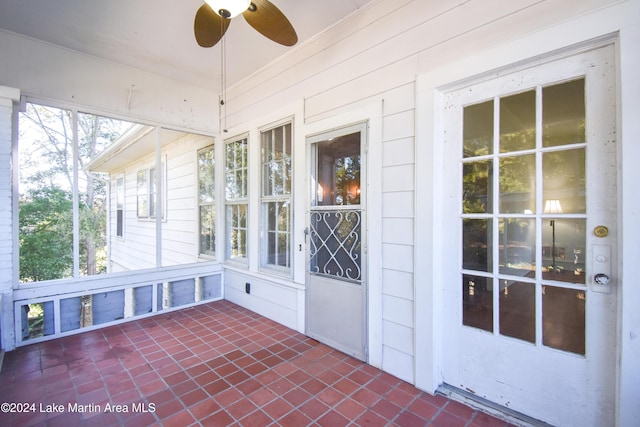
xmin=0 ymin=0 xmax=637 ymax=421
xmin=218 ymin=0 xmax=635 ymax=389
xmin=109 ymin=133 xmax=213 ymax=271
xmin=224 ymin=269 xmax=303 ymax=333
xmin=0 ymin=31 xmax=216 ymax=134
xmin=162 ymin=134 xmax=204 ymax=266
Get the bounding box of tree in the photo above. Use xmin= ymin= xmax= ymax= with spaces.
xmin=19 ymin=103 xmax=131 ymax=281
xmin=19 ymin=187 xmax=73 ymax=282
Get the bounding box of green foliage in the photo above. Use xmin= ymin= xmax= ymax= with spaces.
xmin=79 ymin=195 xmax=108 ymax=275
xmin=334 ymin=155 xmax=361 ymax=205
xmin=18 ymin=103 xmax=131 ymax=282
xmin=19 ymin=187 xmax=73 ymax=282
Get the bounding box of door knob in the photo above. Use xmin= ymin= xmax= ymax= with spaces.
xmin=592 ymin=245 xmax=611 ymax=293
xmin=594 ymin=273 xmax=610 ymax=285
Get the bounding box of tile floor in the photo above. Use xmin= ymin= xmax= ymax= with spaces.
xmin=0 ymin=300 xmax=515 ymax=426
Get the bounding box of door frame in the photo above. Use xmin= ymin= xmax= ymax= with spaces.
xmin=414 ymin=34 xmax=621 ymax=423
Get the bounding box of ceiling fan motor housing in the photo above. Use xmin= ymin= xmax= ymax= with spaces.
xmin=195 ymin=0 xmax=297 ymax=48
xmin=205 ymin=0 xmax=251 ymax=18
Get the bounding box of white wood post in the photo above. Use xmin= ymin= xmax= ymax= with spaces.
xmin=0 ymin=86 xmax=20 ymax=351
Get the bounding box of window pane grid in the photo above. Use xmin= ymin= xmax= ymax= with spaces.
xmin=116 ymin=177 xmax=124 ymax=238
xmin=226 ymin=139 xmax=248 ymax=201
xmin=149 ymin=167 xmax=156 ymax=218
xmin=461 ymin=79 xmax=587 ymax=354
xmin=136 ymin=166 xmax=162 ymax=219
xmin=226 ymin=203 xmax=248 ymax=259
xmin=260 ymin=123 xmax=292 ymax=271
xmin=225 ymin=138 xmax=248 ymax=261
xmin=198 ymin=146 xmax=215 ymax=256
xmin=137 ymin=170 xmax=148 ymax=217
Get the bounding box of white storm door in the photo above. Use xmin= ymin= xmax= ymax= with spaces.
xmin=441 ymin=44 xmax=617 ymax=427
xmin=306 ymin=123 xmax=367 ymax=361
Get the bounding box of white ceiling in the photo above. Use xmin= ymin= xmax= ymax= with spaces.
xmin=0 ymin=0 xmax=374 ymax=90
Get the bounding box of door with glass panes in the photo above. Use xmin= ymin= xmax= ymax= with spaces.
xmin=306 ymin=123 xmax=367 ymax=361
xmin=441 ymin=44 xmax=617 ymax=427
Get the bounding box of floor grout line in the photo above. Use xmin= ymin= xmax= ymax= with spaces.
xmin=0 ymin=300 xmax=509 ymax=427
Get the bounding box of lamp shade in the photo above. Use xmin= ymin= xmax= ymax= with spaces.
xmin=204 ymin=0 xmax=251 ymax=18
xmin=543 ymin=199 xmax=563 ymax=214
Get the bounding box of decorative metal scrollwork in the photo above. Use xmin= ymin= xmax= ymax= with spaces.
xmin=309 ymin=209 xmax=361 ymax=282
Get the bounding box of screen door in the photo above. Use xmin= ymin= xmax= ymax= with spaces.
xmin=306 ymin=122 xmax=367 ymax=361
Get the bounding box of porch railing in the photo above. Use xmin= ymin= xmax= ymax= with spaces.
xmin=13 ymin=262 xmax=223 ymax=347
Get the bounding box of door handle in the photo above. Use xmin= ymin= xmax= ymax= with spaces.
xmin=592 ymin=245 xmax=611 ymax=293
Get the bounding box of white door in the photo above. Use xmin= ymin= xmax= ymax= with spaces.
xmin=441 ymin=44 xmax=617 ymax=427
xmin=306 ymin=123 xmax=367 ymax=361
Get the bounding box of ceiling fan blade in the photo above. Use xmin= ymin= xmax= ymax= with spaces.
xmin=194 ymin=4 xmax=231 ymax=48
xmin=242 ymin=0 xmax=298 ymax=46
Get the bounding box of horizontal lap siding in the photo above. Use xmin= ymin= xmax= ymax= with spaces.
xmin=112 ymin=168 xmax=155 ymax=269
xmin=162 ymin=135 xmax=202 ymax=266
xmin=381 ymin=93 xmax=416 ymax=382
xmin=224 ymin=0 xmax=425 ymax=383
xmin=110 ymin=133 xmax=212 ymax=270
xmin=222 ymin=0 xmax=621 ymax=384
xmin=224 ymin=270 xmax=300 ymax=331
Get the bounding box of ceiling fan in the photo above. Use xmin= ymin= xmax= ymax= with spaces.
xmin=194 ymin=0 xmax=298 ymax=48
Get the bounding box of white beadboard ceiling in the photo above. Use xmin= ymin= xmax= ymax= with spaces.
xmin=0 ymin=0 xmax=374 ymax=90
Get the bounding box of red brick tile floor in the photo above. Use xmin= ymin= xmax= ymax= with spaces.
xmin=0 ymin=300 xmax=515 ymax=426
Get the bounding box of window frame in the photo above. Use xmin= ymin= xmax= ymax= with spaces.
xmin=198 ymin=145 xmax=216 ymax=258
xmin=115 ymin=175 xmax=125 ymax=238
xmin=259 ymin=122 xmax=293 ymax=274
xmin=136 ymin=168 xmax=149 ymax=218
xmin=136 ymin=162 xmax=165 ymax=220
xmin=224 ymin=136 xmax=249 ymax=263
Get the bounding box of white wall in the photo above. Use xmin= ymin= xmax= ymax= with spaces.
xmin=108 ymin=132 xmax=214 ymax=271
xmin=221 ymin=0 xmax=632 ymax=386
xmin=220 ymin=0 xmax=638 ymax=423
xmin=224 ymin=268 xmax=304 ymax=333
xmin=617 ymin=8 xmax=640 ymax=426
xmin=1 ymin=0 xmax=638 ymax=422
xmin=0 ymin=29 xmax=217 ymax=133
xmin=410 ymin=2 xmax=639 ymax=426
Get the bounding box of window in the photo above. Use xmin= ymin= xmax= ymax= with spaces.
xmin=18 ymin=102 xmax=136 ymax=281
xmin=137 ymin=165 xmax=164 ymax=219
xmin=149 ymin=167 xmax=158 ymax=218
xmin=198 ymin=146 xmax=215 ymax=256
xmin=260 ymin=123 xmax=292 ymax=271
xmin=461 ymin=79 xmax=588 ymax=352
xmin=225 ymin=137 xmax=248 ymax=261
xmin=116 ymin=177 xmax=124 ymax=237
xmin=137 ymin=169 xmax=149 ymax=217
